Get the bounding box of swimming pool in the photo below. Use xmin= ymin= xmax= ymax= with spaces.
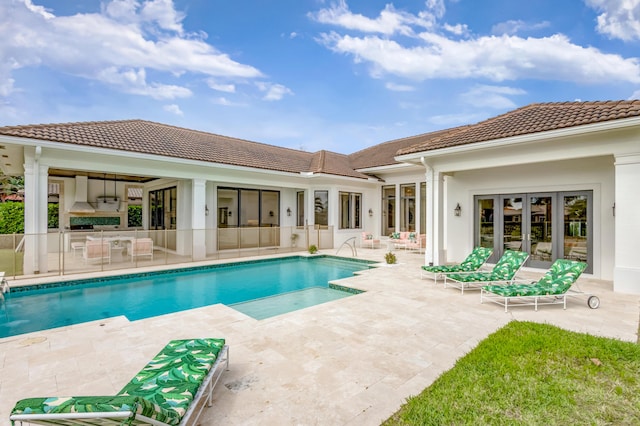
xmin=0 ymin=256 xmax=374 ymax=338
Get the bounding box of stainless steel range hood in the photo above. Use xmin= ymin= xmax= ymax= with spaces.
xmin=68 ymin=175 xmax=96 ymax=213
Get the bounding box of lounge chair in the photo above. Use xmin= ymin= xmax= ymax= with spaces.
xmin=129 ymin=237 xmax=154 ymax=262
xmin=10 ymin=338 xmax=229 ymax=426
xmin=82 ymin=240 xmax=111 ymax=264
xmin=443 ymin=250 xmax=530 ymax=294
xmin=361 ymin=232 xmax=381 ymax=249
xmin=420 ymin=246 xmax=493 ymax=281
xmin=405 ymin=234 xmax=425 ymax=253
xmin=481 ymin=259 xmax=590 ymax=312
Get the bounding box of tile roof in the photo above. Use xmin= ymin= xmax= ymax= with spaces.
xmin=397 ymin=100 xmax=640 ymax=156
xmin=2 ymin=101 xmax=639 ymax=178
xmin=0 ymin=119 xmax=371 ymax=179
xmin=349 ymin=127 xmax=463 ymax=169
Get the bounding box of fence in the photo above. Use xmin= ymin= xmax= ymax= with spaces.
xmin=0 ymin=225 xmax=334 ymax=281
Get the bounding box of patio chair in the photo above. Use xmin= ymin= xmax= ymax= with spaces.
xmin=361 ymin=232 xmax=381 ymax=249
xmin=481 ymin=259 xmax=589 ymax=312
xmin=82 ymin=240 xmax=111 ymax=264
xmin=443 ymin=250 xmax=530 ymax=294
xmin=420 ymin=246 xmax=493 ymax=281
xmin=405 ymin=234 xmax=425 ymax=253
xmin=129 ymin=237 xmax=154 ymax=262
xmin=10 ymin=338 xmax=229 ymax=426
xmin=1 ymin=272 xmax=8 ymax=293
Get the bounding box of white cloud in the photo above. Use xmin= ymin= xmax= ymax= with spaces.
xmin=443 ymin=23 xmax=469 ymax=36
xmin=460 ymin=85 xmax=526 ymax=109
xmin=309 ymin=0 xmax=438 ymax=36
xmin=313 ymin=2 xmax=640 ymax=85
xmin=491 ymin=19 xmax=551 ymax=35
xmin=0 ymin=0 xmax=264 ymax=101
xmin=385 ymin=82 xmax=415 ymax=91
xmin=586 ymin=0 xmax=640 ymax=41
xmin=428 ymin=112 xmax=486 ymax=126
xmin=163 ymin=103 xmax=183 ymax=115
xmin=206 ymin=79 xmax=236 ymax=93
xmin=317 ymin=31 xmax=640 ymax=84
xmin=256 ymin=82 xmax=294 ymax=101
xmin=97 ymin=67 xmax=191 ymax=99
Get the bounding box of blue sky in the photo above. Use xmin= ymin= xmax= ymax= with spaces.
xmin=1 ymin=0 xmax=639 ymax=154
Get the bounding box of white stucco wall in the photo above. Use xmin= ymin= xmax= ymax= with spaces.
xmin=445 ymin=156 xmax=615 ymax=279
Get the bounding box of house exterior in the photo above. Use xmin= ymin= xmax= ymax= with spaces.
xmin=1 ymin=100 xmax=639 ymax=294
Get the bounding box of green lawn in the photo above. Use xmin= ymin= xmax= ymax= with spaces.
xmin=383 ymin=321 xmax=640 ymax=425
xmin=0 ymin=249 xmax=23 ymax=276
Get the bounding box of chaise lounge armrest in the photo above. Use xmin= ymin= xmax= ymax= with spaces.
xmin=11 ymin=395 xmax=181 ymax=425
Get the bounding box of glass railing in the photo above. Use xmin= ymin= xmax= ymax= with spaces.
xmin=0 ymin=225 xmax=335 ymax=281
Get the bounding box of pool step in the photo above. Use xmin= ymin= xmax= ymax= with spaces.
xmin=230 ymin=287 xmax=352 ymax=320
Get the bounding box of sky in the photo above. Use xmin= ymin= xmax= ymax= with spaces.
xmin=1 ymin=0 xmax=640 ymax=155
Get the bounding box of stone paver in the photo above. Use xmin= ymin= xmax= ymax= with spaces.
xmin=1 ymin=249 xmax=638 ymax=425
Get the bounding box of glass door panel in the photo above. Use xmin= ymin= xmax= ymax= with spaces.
xmin=563 ymin=194 xmax=589 ymax=266
xmin=502 ymin=196 xmax=524 ymax=252
xmin=382 ymin=185 xmax=395 ymax=236
xmin=475 ymin=197 xmax=498 ymax=263
xmin=528 ymin=195 xmax=553 ymax=269
xmin=400 ymin=184 xmax=415 ymax=232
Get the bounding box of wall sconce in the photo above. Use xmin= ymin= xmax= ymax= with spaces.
xmin=228 ymin=211 xmax=232 ymax=217
xmin=368 ymin=208 xmax=373 ymax=217
xmin=454 ymin=203 xmax=462 ymax=217
xmin=287 ymin=207 xmax=292 ymax=216
xmin=269 ymin=210 xmax=274 ymax=217
xmin=205 ymin=205 xmax=209 ymax=216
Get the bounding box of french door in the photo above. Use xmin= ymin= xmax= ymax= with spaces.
xmin=475 ymin=191 xmax=592 ymax=272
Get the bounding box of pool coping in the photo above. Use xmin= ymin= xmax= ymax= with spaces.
xmin=6 ymin=254 xmax=378 ymax=294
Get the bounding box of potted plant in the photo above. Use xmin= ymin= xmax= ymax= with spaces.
xmin=308 ymin=244 xmax=318 ymax=254
xmin=291 ymin=233 xmax=299 ymax=247
xmin=384 ymin=251 xmax=397 ymax=264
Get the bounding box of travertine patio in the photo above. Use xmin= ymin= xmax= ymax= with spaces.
xmin=1 ymin=249 xmax=638 ymax=425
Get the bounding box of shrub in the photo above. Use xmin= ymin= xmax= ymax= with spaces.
xmin=48 ymin=203 xmax=59 ymax=229
xmin=384 ymin=251 xmax=397 ymax=264
xmin=128 ymin=204 xmax=143 ymax=227
xmin=308 ymin=244 xmax=318 ymax=254
xmin=0 ymin=202 xmax=24 ymax=234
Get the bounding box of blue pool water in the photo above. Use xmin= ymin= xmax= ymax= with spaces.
xmin=0 ymin=256 xmax=373 ymax=338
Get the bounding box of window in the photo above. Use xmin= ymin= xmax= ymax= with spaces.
xmin=217 ymin=187 xmax=280 ymax=227
xmin=314 ymin=190 xmax=328 ymax=226
xmin=400 ymin=184 xmax=415 ymax=232
xmin=296 ymin=191 xmax=305 ymax=227
xmin=149 ymin=186 xmax=177 ymax=230
xmin=339 ymin=192 xmax=362 ymax=229
xmin=382 ymin=185 xmax=395 ymax=235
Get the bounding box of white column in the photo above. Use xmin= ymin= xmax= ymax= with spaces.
xmin=423 ymin=162 xmax=445 ymax=266
xmin=191 ymin=178 xmax=207 ymax=261
xmin=23 ymin=147 xmax=49 ymax=274
xmin=613 ymin=153 xmax=640 ymax=294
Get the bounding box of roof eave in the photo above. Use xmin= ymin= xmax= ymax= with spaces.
xmin=395 ymin=116 xmax=640 ymax=164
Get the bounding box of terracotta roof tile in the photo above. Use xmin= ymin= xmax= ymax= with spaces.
xmin=397 ymin=100 xmax=640 ymax=155
xmin=349 ymin=127 xmax=461 ymax=169
xmin=0 ymin=119 xmax=369 ymax=179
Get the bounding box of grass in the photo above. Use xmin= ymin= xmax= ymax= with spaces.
xmin=383 ymin=321 xmax=640 ymax=425
xmin=0 ymin=249 xmax=23 ymax=276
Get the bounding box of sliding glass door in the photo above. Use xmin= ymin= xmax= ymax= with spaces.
xmin=475 ymin=191 xmax=592 ymax=272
